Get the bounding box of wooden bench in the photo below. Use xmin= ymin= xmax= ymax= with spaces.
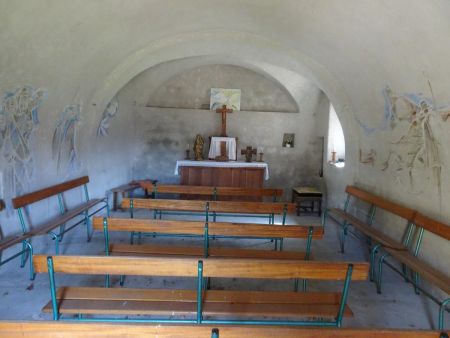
xmin=139 ymin=182 xmax=283 ymax=202
xmin=122 ymin=198 xmax=296 ymax=249
xmin=324 ymin=185 xmax=416 ymax=280
xmin=93 ymin=217 xmax=324 ymax=290
xmin=0 ymin=226 xmax=34 ymax=280
xmin=0 ymin=321 xmax=447 ymax=338
xmin=34 ymin=254 xmax=368 ymax=327
xmin=110 ymin=180 xmax=157 ymax=211
xmin=11 ymin=176 xmax=108 ymax=265
xmin=376 ymin=212 xmax=450 ymax=330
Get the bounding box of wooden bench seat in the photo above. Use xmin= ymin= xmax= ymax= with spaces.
xmin=94 ymin=217 xmax=323 ymax=290
xmin=30 ymin=199 xmax=104 ymax=236
xmin=0 ymin=321 xmax=446 ymax=338
xmin=376 ymin=212 xmax=450 ymax=329
xmin=139 ymin=182 xmax=284 ymax=202
xmin=383 ymin=247 xmax=450 ymax=294
xmin=34 ymin=255 xmax=368 ymax=327
xmin=43 ymin=287 xmax=350 ymax=318
xmin=8 ymin=176 xmax=108 ymax=279
xmin=109 ymin=243 xmax=312 ymax=260
xmin=327 ymin=208 xmax=406 ymax=250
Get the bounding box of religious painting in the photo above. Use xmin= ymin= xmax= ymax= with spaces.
xmin=210 ymin=88 xmax=241 ymax=111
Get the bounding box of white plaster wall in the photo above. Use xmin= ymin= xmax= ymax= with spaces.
xmin=0 ymin=0 xmax=449 ymax=273
xmin=118 ymin=63 xmax=324 ymax=199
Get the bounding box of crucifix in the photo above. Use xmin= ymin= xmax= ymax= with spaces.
xmin=241 ymin=146 xmax=257 ymax=162
xmin=216 ymin=104 xmax=233 ymax=137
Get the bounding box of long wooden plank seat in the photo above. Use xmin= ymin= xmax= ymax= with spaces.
xmin=34 ymin=255 xmax=369 ymax=327
xmin=0 ymin=321 xmax=446 ymax=338
xmin=9 ymin=176 xmax=108 ymax=279
xmin=376 ymin=212 xmax=450 ymax=329
xmin=327 ymin=208 xmax=406 ymax=250
xmin=324 ymin=185 xmax=416 ymax=282
xmin=109 ymin=244 xmax=311 ymax=260
xmin=93 ymin=217 xmax=323 ymax=290
xmin=139 ymin=182 xmax=284 ymax=201
xmin=42 ymin=287 xmax=351 ymax=318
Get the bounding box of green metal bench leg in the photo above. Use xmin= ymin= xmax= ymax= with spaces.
xmin=376 ymin=252 xmax=390 ymax=294
xmin=85 ymin=211 xmax=92 ymax=242
xmin=413 ymin=271 xmax=421 ymax=295
xmin=58 ymin=224 xmax=66 ymax=242
xmin=211 ymin=328 xmax=219 ymax=338
xmin=439 ymin=298 xmax=450 ymax=330
xmin=369 ymin=244 xmax=381 ymax=282
xmin=120 ymin=275 xmax=125 ymax=286
xmin=50 ymin=232 xmax=60 ymax=255
xmin=340 ymin=222 xmax=348 ymax=254
xmin=130 ymin=231 xmax=135 ymax=244
xmin=138 ymin=232 xmax=143 ymax=244
xmin=24 ymin=241 xmax=35 ymax=280
xmin=20 ymin=241 xmax=28 ymax=268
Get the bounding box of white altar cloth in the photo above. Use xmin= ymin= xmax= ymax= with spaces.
xmin=175 ymin=160 xmax=269 ymax=180
xmin=208 ymin=137 xmax=237 ymax=160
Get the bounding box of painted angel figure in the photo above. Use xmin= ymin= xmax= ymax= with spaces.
xmin=97 ymin=96 xmax=119 ymax=137
xmin=52 ymin=104 xmax=81 ymax=174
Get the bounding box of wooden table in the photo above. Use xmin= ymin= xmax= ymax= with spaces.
xmin=291 ymin=187 xmax=322 ymax=216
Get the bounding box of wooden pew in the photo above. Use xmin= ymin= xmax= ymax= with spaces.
xmin=324 ymin=185 xmax=416 ymax=280
xmin=34 ymin=255 xmax=369 ymax=327
xmin=0 ymin=321 xmax=447 ymax=338
xmin=139 ymin=181 xmax=284 ymax=202
xmin=376 ymin=212 xmax=450 ymax=330
xmin=92 ymin=217 xmax=324 ymax=290
xmin=122 ymin=198 xmax=296 ymax=249
xmin=11 ymin=176 xmax=108 ymax=266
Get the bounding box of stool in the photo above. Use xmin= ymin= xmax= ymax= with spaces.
xmin=291 ymin=186 xmax=322 ymax=216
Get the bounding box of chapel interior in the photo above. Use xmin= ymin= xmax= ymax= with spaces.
xmin=0 ymin=1 xmax=449 ymax=337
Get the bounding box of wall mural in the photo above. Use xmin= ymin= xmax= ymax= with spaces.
xmin=358 ymin=84 xmax=450 ymax=194
xmin=0 ymin=85 xmax=47 ymax=205
xmin=52 ymin=104 xmax=81 ymax=176
xmin=97 ymin=96 xmax=119 ymax=137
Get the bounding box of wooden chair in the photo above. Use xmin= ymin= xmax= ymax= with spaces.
xmin=376 ymin=212 xmax=450 ymax=329
xmin=34 ymin=255 xmax=369 ymax=327
xmin=324 ymin=185 xmax=416 ymax=280
xmin=11 ymin=176 xmax=108 ymax=278
xmin=0 ymin=321 xmax=447 ymax=338
xmin=93 ymin=217 xmax=324 ymax=290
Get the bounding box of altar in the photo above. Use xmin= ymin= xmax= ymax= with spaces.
xmin=175 ymin=160 xmax=269 ymax=188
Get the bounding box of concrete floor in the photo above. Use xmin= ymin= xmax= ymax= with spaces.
xmin=0 ymin=209 xmax=446 ymax=329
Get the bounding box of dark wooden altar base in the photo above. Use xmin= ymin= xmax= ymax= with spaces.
xmin=179 ymin=166 xmax=265 ymax=201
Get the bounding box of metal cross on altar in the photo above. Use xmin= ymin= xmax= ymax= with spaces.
xmin=241 ymin=146 xmax=257 ymax=162
xmin=216 ymin=104 xmax=233 ymax=137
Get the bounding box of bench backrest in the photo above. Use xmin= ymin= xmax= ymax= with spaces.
xmin=139 ymin=182 xmax=283 ymax=198
xmin=92 ymin=217 xmax=324 ymax=239
xmin=0 ymin=322 xmax=444 ymax=338
xmin=413 ymin=212 xmax=450 ymax=241
xmin=33 ymin=255 xmax=369 ymax=280
xmin=122 ymin=198 xmax=295 ymax=215
xmin=12 ymin=176 xmax=89 ymax=209
xmin=345 ymin=186 xmax=416 ymax=220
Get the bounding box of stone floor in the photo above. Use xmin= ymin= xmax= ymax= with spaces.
xmin=0 ymin=209 xmax=446 ymax=329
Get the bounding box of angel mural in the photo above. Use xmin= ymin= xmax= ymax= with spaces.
xmin=379 ymin=87 xmax=450 ymax=193
xmin=52 ymin=104 xmax=81 ymax=175
xmin=97 ymin=96 xmax=119 ymax=137
xmin=0 ymin=85 xmax=47 ymax=201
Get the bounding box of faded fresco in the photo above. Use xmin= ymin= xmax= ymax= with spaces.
xmin=52 ymin=104 xmax=81 ymax=176
xmin=210 ymin=88 xmax=241 ymax=111
xmin=97 ymin=96 xmax=119 ymax=137
xmin=0 ymin=85 xmax=47 ymax=204
xmin=358 ymin=85 xmax=450 ymax=194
